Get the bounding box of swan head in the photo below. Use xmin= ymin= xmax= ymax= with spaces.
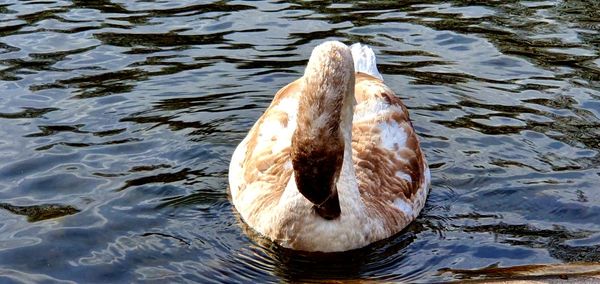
xmin=291 ymin=41 xmax=355 ymax=220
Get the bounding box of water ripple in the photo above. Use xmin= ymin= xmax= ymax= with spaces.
xmin=0 ymin=0 xmax=599 ymax=282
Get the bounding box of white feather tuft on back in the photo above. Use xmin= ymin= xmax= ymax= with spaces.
xmin=350 ymin=43 xmax=383 ymax=80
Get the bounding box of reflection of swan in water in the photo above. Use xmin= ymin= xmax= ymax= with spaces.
xmin=229 ymin=41 xmax=430 ymax=252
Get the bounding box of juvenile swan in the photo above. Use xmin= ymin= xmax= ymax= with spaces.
xmin=229 ymin=41 xmax=430 ymax=252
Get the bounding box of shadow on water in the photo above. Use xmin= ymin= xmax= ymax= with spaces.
xmin=0 ymin=0 xmax=599 ymax=282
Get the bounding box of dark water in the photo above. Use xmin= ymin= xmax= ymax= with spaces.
xmin=0 ymin=0 xmax=599 ymax=282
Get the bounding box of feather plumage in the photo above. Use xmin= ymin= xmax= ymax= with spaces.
xmin=229 ymin=41 xmax=429 ymax=252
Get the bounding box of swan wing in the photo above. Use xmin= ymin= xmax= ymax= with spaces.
xmin=352 ymin=72 xmax=430 ymax=232
xmin=229 ymin=79 xmax=301 ymax=226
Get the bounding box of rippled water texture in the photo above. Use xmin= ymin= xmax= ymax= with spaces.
xmin=0 ymin=1 xmax=599 ymax=282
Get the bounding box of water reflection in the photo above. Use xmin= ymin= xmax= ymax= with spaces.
xmin=0 ymin=0 xmax=599 ymax=282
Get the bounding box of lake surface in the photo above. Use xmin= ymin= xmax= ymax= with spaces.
xmin=0 ymin=0 xmax=599 ymax=282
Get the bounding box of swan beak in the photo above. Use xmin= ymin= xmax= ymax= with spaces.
xmin=314 ymin=190 xmax=341 ymax=220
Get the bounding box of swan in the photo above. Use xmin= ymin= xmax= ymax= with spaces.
xmin=229 ymin=41 xmax=430 ymax=252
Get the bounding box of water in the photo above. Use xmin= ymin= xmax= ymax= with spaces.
xmin=0 ymin=0 xmax=599 ymax=282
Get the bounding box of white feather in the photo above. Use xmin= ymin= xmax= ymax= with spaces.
xmin=395 ymin=171 xmax=412 ymax=183
xmin=379 ymin=120 xmax=408 ymax=151
xmin=393 ymin=198 xmax=414 ymax=217
xmin=351 ymin=43 xmax=383 ymax=80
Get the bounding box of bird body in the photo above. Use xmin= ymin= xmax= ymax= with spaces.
xmin=229 ymin=41 xmax=430 ymax=252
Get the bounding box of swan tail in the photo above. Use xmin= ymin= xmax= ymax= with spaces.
xmin=350 ymin=43 xmax=383 ymax=80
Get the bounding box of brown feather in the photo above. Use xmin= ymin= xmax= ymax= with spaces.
xmin=234 ymin=72 xmax=427 ymax=240
xmin=352 ymin=72 xmax=427 ymax=234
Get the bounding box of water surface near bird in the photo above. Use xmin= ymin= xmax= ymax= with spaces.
xmin=0 ymin=0 xmax=599 ymax=282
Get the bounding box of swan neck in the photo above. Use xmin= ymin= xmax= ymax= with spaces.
xmin=290 ymin=41 xmax=355 ymax=219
